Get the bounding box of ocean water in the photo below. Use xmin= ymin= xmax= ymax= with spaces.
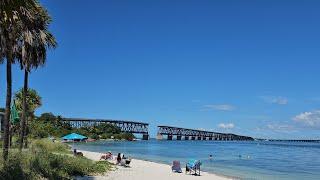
xmin=73 ymin=140 xmax=320 ymax=180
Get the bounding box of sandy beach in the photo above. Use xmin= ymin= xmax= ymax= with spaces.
xmin=77 ymin=150 xmax=231 ymax=180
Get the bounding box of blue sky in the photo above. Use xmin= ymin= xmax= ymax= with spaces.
xmin=1 ymin=0 xmax=320 ymax=139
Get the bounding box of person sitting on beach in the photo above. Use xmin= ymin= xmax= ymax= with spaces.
xmin=73 ymin=149 xmax=83 ymax=157
xmin=100 ymin=151 xmax=113 ymax=160
xmin=116 ymin=153 xmax=122 ymax=164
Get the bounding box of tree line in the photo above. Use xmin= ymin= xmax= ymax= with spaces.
xmin=30 ymin=112 xmax=135 ymax=141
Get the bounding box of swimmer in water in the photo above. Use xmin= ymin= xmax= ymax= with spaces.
xmin=209 ymin=154 xmax=213 ymax=161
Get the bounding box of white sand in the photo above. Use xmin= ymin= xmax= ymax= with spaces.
xmin=77 ymin=150 xmax=232 ymax=180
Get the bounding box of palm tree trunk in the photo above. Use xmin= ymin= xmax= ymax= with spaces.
xmin=23 ymin=116 xmax=29 ymax=148
xmin=19 ymin=70 xmax=28 ymax=151
xmin=9 ymin=126 xmax=12 ymax=147
xmin=3 ymin=58 xmax=12 ymax=160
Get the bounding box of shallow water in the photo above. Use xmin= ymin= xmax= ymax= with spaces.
xmin=73 ymin=140 xmax=320 ymax=180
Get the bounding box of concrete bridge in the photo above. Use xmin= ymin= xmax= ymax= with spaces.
xmin=62 ymin=118 xmax=149 ymax=140
xmin=157 ymin=125 xmax=254 ymax=141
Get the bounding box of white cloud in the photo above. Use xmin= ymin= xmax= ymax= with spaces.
xmin=218 ymin=123 xmax=235 ymax=129
xmin=293 ymin=110 xmax=320 ymax=129
xmin=260 ymin=96 xmax=288 ymax=105
xmin=253 ymin=123 xmax=297 ymax=138
xmin=202 ymin=104 xmax=235 ymax=111
xmin=266 ymin=123 xmax=295 ymax=132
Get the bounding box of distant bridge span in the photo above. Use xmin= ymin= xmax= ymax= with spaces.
xmin=157 ymin=125 xmax=254 ymax=141
xmin=62 ymin=118 xmax=149 ymax=140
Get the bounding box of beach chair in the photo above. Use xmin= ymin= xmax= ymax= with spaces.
xmin=185 ymin=159 xmax=201 ymax=176
xmin=171 ymin=161 xmax=182 ymax=173
xmin=120 ymin=158 xmax=131 ymax=167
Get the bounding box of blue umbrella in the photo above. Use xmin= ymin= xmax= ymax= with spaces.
xmin=62 ymin=133 xmax=87 ymax=141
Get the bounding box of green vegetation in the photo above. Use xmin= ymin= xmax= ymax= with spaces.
xmin=0 ymin=139 xmax=112 ymax=180
xmin=14 ymin=88 xmax=42 ymax=118
xmin=1 ymin=0 xmax=57 ymax=160
xmin=28 ymin=112 xmax=135 ymax=141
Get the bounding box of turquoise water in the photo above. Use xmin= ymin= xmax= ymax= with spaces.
xmin=73 ymin=140 xmax=320 ymax=180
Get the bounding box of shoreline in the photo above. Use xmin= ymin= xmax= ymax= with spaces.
xmin=120 ymin=156 xmax=237 ymax=179
xmin=77 ymin=149 xmax=234 ymax=180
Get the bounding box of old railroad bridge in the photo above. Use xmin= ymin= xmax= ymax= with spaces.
xmin=62 ymin=118 xmax=150 ymax=140
xmin=62 ymin=117 xmax=253 ymax=141
xmin=157 ymin=125 xmax=253 ymax=141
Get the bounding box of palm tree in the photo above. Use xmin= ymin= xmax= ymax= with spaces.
xmin=17 ymin=5 xmax=57 ymax=150
xmin=14 ymin=88 xmax=42 ymax=116
xmin=0 ymin=0 xmax=43 ymax=160
xmin=14 ymin=88 xmax=42 ymax=148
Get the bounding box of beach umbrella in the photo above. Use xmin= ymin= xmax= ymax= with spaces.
xmin=10 ymin=101 xmax=20 ymax=124
xmin=62 ymin=133 xmax=88 ymax=141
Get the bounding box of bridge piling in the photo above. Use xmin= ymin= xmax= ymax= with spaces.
xmin=142 ymin=134 xmax=149 ymax=140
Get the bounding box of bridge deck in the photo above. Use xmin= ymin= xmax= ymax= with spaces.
xmin=157 ymin=125 xmax=253 ymax=141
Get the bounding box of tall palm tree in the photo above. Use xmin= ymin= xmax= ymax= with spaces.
xmin=0 ymin=0 xmax=42 ymax=160
xmin=18 ymin=5 xmax=57 ymax=150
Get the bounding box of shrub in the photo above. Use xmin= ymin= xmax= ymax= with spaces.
xmin=0 ymin=140 xmax=112 ymax=180
xmin=30 ymin=152 xmax=89 ymax=179
xmin=0 ymin=153 xmax=39 ymax=180
xmin=31 ymin=139 xmax=70 ymax=154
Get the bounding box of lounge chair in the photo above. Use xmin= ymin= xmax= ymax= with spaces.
xmin=186 ymin=159 xmax=201 ymax=176
xmin=120 ymin=158 xmax=131 ymax=167
xmin=171 ymin=161 xmax=182 ymax=173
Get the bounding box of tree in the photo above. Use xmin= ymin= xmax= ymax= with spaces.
xmin=14 ymin=88 xmax=42 ymax=146
xmin=0 ymin=0 xmax=47 ymax=160
xmin=14 ymin=88 xmax=42 ymax=116
xmin=15 ymin=3 xmax=56 ymax=151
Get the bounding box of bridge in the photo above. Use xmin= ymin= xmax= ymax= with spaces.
xmin=157 ymin=125 xmax=254 ymax=141
xmin=256 ymin=139 xmax=320 ymax=143
xmin=62 ymin=118 xmax=149 ymax=140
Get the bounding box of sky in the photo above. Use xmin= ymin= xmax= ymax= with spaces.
xmin=1 ymin=0 xmax=320 ymax=139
